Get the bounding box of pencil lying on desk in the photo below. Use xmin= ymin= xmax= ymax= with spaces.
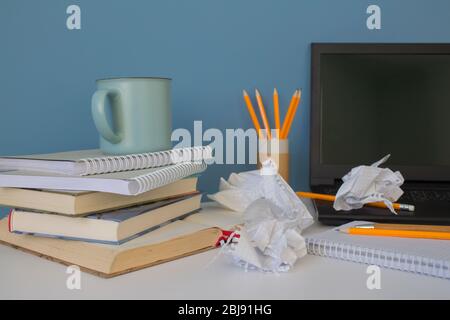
xmin=362 ymin=223 xmax=450 ymax=232
xmin=296 ymin=191 xmax=415 ymax=212
xmin=338 ymin=223 xmax=450 ymax=241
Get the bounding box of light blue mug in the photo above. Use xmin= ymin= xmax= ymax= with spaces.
xmin=91 ymin=77 xmax=172 ymax=155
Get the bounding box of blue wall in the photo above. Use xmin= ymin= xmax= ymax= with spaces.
xmin=1 ymin=0 xmax=450 ymax=198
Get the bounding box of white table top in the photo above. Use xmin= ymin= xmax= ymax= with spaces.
xmin=1 ymin=208 xmax=449 ymax=300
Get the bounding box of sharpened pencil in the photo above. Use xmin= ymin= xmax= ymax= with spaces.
xmin=338 ymin=224 xmax=450 ymax=241
xmin=281 ymin=90 xmax=299 ymax=138
xmin=282 ymin=89 xmax=301 ymax=138
xmin=255 ymin=89 xmax=271 ymax=139
xmin=296 ymin=191 xmax=415 ymax=212
xmin=243 ymin=90 xmax=263 ymax=138
xmin=273 ymin=88 xmax=281 ymax=138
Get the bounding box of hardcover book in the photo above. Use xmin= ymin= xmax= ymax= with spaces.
xmin=0 ymin=177 xmax=198 ymax=215
xmin=9 ymin=194 xmax=202 ymax=244
xmin=0 ymin=205 xmax=243 ymax=277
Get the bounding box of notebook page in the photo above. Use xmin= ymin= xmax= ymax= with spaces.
xmin=2 ymin=147 xmax=211 ymax=163
xmin=2 ymin=150 xmax=104 ymax=161
xmin=184 ymin=205 xmax=243 ymax=230
xmin=0 ymin=147 xmax=212 ymax=177
xmin=112 ymin=220 xmax=209 ymax=251
xmin=0 ymin=167 xmax=159 ymax=179
xmin=0 ymin=162 xmax=206 ymax=195
xmin=0 ymin=163 xmax=205 ymax=181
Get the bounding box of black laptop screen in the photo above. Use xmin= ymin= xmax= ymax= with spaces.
xmin=320 ymin=53 xmax=450 ymax=168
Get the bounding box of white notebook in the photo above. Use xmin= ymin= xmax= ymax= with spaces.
xmin=0 ymin=146 xmax=212 ymax=176
xmin=0 ymin=162 xmax=207 ymax=195
xmin=305 ymin=221 xmax=450 ymax=280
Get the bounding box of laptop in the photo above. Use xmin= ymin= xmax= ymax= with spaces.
xmin=310 ymin=43 xmax=450 ymax=226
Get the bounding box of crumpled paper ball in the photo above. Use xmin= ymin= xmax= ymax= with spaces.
xmin=219 ymin=199 xmax=309 ymax=273
xmin=333 ymin=154 xmax=404 ymax=214
xmin=208 ymin=167 xmax=314 ymax=229
xmin=208 ymin=160 xmax=314 ymax=272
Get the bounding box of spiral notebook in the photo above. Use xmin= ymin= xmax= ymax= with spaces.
xmin=0 ymin=146 xmax=212 ymax=176
xmin=0 ymin=162 xmax=207 ymax=195
xmin=306 ymin=221 xmax=450 ymax=280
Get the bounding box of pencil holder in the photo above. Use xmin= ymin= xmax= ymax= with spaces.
xmin=257 ymin=138 xmax=290 ymax=182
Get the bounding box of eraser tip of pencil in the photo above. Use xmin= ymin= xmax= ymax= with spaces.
xmin=337 ymin=228 xmax=348 ymax=233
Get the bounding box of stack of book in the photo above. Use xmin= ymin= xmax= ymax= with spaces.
xmin=0 ymin=146 xmax=239 ymax=277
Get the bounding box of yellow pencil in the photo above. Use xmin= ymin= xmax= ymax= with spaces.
xmin=281 ymin=90 xmax=298 ymax=139
xmin=339 ymin=224 xmax=450 ymax=241
xmin=243 ymin=90 xmax=263 ymax=138
xmin=255 ymin=89 xmax=271 ymax=139
xmin=273 ymin=88 xmax=281 ymax=138
xmin=296 ymin=191 xmax=415 ymax=212
xmin=358 ymin=223 xmax=450 ymax=233
xmin=282 ymin=89 xmax=302 ymax=138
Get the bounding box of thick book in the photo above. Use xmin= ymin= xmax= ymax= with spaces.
xmin=305 ymin=221 xmax=450 ymax=280
xmin=0 ymin=177 xmax=198 ymax=215
xmin=0 ymin=162 xmax=207 ymax=195
xmin=0 ymin=146 xmax=212 ymax=176
xmin=9 ymin=194 xmax=202 ymax=244
xmin=0 ymin=205 xmax=242 ymax=277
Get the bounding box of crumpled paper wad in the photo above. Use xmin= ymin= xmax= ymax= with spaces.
xmin=208 ymin=159 xmax=314 ymax=272
xmin=229 ymin=199 xmax=309 ymax=272
xmin=333 ymin=154 xmax=404 ymax=214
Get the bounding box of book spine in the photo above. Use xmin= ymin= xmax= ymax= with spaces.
xmin=305 ymin=238 xmax=450 ymax=280
xmin=132 ymin=162 xmax=207 ymax=195
xmin=80 ymin=146 xmax=212 ymax=175
xmin=7 ymin=208 xmax=14 ymax=232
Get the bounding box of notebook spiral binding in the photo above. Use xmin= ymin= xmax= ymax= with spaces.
xmin=79 ymin=146 xmax=212 ymax=176
xmin=131 ymin=161 xmax=207 ymax=195
xmin=305 ymin=238 xmax=450 ymax=279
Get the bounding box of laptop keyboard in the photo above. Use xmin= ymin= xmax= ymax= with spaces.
xmin=319 ymin=187 xmax=450 ymax=203
xmin=400 ymin=190 xmax=450 ymax=202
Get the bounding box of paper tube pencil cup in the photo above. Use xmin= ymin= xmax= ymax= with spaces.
xmin=258 ymin=137 xmax=289 ymax=182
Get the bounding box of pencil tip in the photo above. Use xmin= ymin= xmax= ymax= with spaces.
xmin=243 ymin=90 xmax=248 ymax=96
xmin=274 ymin=88 xmax=278 ymax=94
xmin=255 ymin=89 xmax=260 ymax=96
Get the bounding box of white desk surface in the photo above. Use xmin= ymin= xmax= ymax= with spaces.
xmin=0 ymin=205 xmax=449 ymax=300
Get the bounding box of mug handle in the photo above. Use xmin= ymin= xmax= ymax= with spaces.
xmin=91 ymin=89 xmax=122 ymax=144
